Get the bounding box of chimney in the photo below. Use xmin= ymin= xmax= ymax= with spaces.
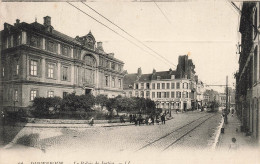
xmin=97 ymin=42 xmax=104 ymax=51
xmin=15 ymin=19 xmax=20 ymax=26
xmin=108 ymin=53 xmax=114 ymax=58
xmin=152 ymin=68 xmax=156 ymax=74
xmin=137 ymin=67 xmax=142 ymax=76
xmin=43 ymin=16 xmax=51 ymax=26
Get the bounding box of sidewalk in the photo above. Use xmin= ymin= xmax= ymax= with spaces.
xmin=216 ymin=114 xmax=255 ymax=150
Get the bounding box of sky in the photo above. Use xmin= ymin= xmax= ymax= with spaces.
xmin=0 ymin=0 xmax=241 ymax=93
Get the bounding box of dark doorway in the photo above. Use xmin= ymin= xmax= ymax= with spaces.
xmin=85 ymin=89 xmax=92 ymax=95
xmin=184 ymin=102 xmax=187 ymax=111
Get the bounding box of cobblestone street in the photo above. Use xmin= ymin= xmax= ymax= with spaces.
xmin=1 ymin=111 xmax=222 ymax=155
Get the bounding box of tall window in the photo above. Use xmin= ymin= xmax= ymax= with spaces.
xmin=171 ymin=91 xmax=175 ymax=98
xmin=30 ymin=60 xmax=38 ymax=76
xmin=171 ymin=83 xmax=175 ymax=89
xmin=30 ymin=90 xmax=37 ymax=101
xmin=62 ymin=66 xmax=68 ymax=81
xmin=2 ymin=67 xmax=4 ymax=77
xmin=152 ymin=92 xmax=155 ymax=98
xmin=146 ymin=83 xmax=150 ymax=89
xmin=135 ymin=83 xmax=139 ymax=89
xmin=14 ymin=90 xmax=18 ymax=101
xmin=16 ymin=64 xmax=19 ymax=75
xmin=141 ymin=91 xmax=144 ymax=97
xmin=152 ymin=83 xmax=155 ymax=89
xmin=254 ymin=46 xmax=258 ymax=83
xmin=63 ymin=92 xmax=68 ymax=98
xmin=167 ymin=83 xmax=170 ymax=89
xmin=162 ymin=83 xmax=165 ymax=89
xmin=112 ymin=77 xmax=115 ymax=87
xmin=105 ymin=76 xmax=109 ymax=86
xmin=141 ymin=83 xmax=144 ymax=89
xmin=129 ymin=91 xmax=132 ymax=97
xmin=146 ymin=91 xmax=149 ymax=98
xmin=157 ymin=83 xmax=160 ymax=89
xmin=111 ymin=62 xmax=115 ymax=70
xmin=157 ymin=92 xmax=161 ymax=98
xmin=135 ymin=91 xmax=139 ymax=97
xmin=47 ymin=91 xmax=54 ymax=97
xmin=176 ymin=91 xmax=181 ymax=98
xmin=166 ymin=92 xmax=170 ymax=98
xmin=48 ymin=63 xmax=54 ymax=78
xmin=176 ymin=82 xmax=180 ymax=89
xmin=118 ymin=79 xmax=122 ymax=88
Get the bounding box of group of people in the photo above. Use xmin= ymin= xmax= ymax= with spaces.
xmin=129 ymin=114 xmax=166 ymax=126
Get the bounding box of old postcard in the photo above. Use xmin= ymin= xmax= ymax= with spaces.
xmin=0 ymin=0 xmax=259 ymax=163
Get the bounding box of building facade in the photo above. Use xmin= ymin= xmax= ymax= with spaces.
xmin=123 ymin=55 xmax=197 ymax=111
xmin=236 ymin=2 xmax=260 ymax=143
xmin=0 ymin=16 xmax=125 ymax=111
xmin=196 ymin=79 xmax=205 ymax=108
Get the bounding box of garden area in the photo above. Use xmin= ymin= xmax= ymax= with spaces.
xmin=8 ymin=94 xmax=161 ymax=122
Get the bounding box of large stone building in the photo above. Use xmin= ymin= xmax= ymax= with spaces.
xmin=123 ymin=55 xmax=197 ymax=111
xmin=0 ymin=16 xmax=125 ymax=111
xmin=236 ymin=2 xmax=260 ymax=143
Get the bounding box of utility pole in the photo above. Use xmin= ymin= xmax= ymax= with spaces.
xmin=225 ymin=76 xmax=228 ymax=124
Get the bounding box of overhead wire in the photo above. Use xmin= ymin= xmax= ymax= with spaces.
xmin=80 ymin=1 xmax=181 ymax=69
xmin=67 ymin=2 xmax=169 ymax=66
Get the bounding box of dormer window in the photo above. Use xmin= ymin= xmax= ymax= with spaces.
xmin=171 ymin=75 xmax=175 ymax=79
xmin=157 ymin=76 xmax=161 ymax=80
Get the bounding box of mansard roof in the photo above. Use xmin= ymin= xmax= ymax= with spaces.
xmin=123 ymin=70 xmax=177 ymax=89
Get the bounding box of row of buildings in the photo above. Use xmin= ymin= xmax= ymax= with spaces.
xmin=203 ymin=88 xmax=235 ymax=108
xmin=236 ymin=2 xmax=260 ymax=143
xmin=0 ymin=16 xmax=125 ymax=111
xmin=0 ymin=16 xmax=224 ymax=113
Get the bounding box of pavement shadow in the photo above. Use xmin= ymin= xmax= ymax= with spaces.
xmin=0 ymin=118 xmax=27 ymax=147
xmin=16 ymin=133 xmax=40 ymax=147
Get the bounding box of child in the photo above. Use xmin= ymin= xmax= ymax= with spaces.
xmin=229 ymin=137 xmax=239 ymax=150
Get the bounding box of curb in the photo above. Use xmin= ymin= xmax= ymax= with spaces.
xmin=211 ymin=116 xmax=224 ymax=150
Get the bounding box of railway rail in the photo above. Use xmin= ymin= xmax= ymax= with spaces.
xmin=136 ymin=113 xmax=217 ymax=152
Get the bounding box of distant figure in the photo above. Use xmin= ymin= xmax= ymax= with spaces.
xmin=231 ymin=108 xmax=235 ymax=117
xmin=89 ymin=117 xmax=94 ymax=126
xmin=161 ymin=114 xmax=166 ymax=124
xmin=120 ymin=116 xmax=125 ymax=123
xmin=129 ymin=114 xmax=132 ymax=123
xmin=138 ymin=114 xmax=143 ymax=126
xmin=133 ymin=117 xmax=137 ymax=126
xmin=151 ymin=116 xmax=155 ymax=125
xmin=229 ymin=137 xmax=239 ymax=150
xmin=148 ymin=117 xmax=152 ymax=125
xmin=145 ymin=117 xmax=149 ymax=125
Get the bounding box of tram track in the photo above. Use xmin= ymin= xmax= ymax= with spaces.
xmin=136 ymin=113 xmax=217 ymax=152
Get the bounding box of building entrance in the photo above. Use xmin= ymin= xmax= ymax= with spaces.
xmin=85 ymin=89 xmax=92 ymax=95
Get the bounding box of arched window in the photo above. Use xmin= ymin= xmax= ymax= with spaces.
xmin=84 ymin=54 xmax=96 ymax=67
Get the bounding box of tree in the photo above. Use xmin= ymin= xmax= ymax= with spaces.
xmin=33 ymin=96 xmax=62 ymax=112
xmin=145 ymin=98 xmax=156 ymax=114
xmin=106 ymin=98 xmax=117 ymax=115
xmin=61 ymin=94 xmax=95 ymax=111
xmin=115 ymin=97 xmax=136 ymax=114
xmin=95 ymin=94 xmax=109 ymax=109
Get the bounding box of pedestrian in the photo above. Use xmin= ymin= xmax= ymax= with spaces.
xmin=145 ymin=117 xmax=149 ymax=125
xmin=148 ymin=117 xmax=152 ymax=125
xmin=133 ymin=117 xmax=137 ymax=126
xmin=129 ymin=114 xmax=133 ymax=123
xmin=89 ymin=117 xmax=94 ymax=126
xmin=120 ymin=115 xmax=125 ymax=123
xmin=151 ymin=116 xmax=154 ymax=125
xmin=161 ymin=114 xmax=166 ymax=124
xmin=231 ymin=108 xmax=235 ymax=117
xmin=138 ymin=114 xmax=143 ymax=126
xmin=229 ymin=137 xmax=239 ymax=150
